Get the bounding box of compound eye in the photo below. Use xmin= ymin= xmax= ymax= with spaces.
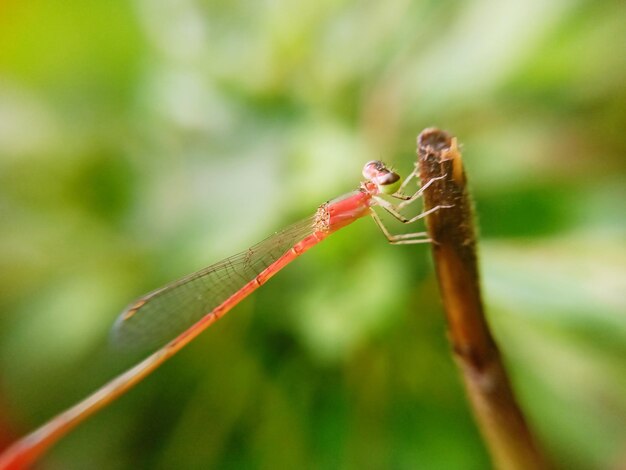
xmin=362 ymin=160 xmax=384 ymax=180
xmin=362 ymin=161 xmax=402 ymax=194
xmin=377 ymin=170 xmax=402 ymax=194
xmin=376 ymin=171 xmax=400 ymax=186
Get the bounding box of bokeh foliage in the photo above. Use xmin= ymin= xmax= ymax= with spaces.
xmin=0 ymin=0 xmax=624 ymax=468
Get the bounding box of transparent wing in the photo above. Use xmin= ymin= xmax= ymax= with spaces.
xmin=112 ymin=216 xmax=316 ymax=353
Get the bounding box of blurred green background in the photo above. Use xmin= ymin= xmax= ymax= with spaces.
xmin=0 ymin=0 xmax=624 ymax=468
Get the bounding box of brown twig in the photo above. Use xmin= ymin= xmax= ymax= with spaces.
xmin=417 ymin=128 xmax=551 ymax=470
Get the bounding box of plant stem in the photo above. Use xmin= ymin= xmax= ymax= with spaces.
xmin=417 ymin=128 xmax=550 ymax=470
